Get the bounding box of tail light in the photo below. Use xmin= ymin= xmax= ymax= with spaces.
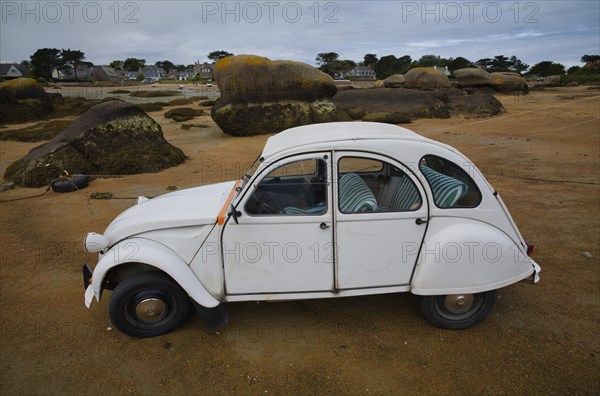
xmin=525 ymin=241 xmax=534 ymax=256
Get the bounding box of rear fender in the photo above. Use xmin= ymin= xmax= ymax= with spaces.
xmin=87 ymin=238 xmax=220 ymax=308
xmin=411 ymin=218 xmax=538 ymax=295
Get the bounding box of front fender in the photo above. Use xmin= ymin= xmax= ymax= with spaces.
xmin=86 ymin=238 xmax=220 ymax=308
xmin=411 ymin=218 xmax=539 ymax=295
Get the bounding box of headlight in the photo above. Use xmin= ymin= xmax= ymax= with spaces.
xmin=84 ymin=232 xmax=109 ymax=253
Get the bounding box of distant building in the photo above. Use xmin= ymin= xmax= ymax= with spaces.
xmin=194 ymin=61 xmax=214 ymax=80
xmin=91 ymin=66 xmax=121 ymax=82
xmin=52 ymin=65 xmax=92 ymax=80
xmin=139 ymin=66 xmax=161 ymax=81
xmin=345 ymin=66 xmax=376 ymax=80
xmin=176 ymin=70 xmax=197 ymax=80
xmin=0 ymin=63 xmax=29 ymax=78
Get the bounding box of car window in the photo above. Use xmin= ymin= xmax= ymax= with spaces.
xmin=419 ymin=155 xmax=482 ymax=208
xmin=338 ymin=156 xmax=422 ymax=213
xmin=245 ymin=158 xmax=328 ymax=215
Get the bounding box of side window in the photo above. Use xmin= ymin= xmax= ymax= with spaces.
xmin=419 ymin=155 xmax=482 ymax=208
xmin=245 ymin=158 xmax=328 ymax=215
xmin=338 ymin=157 xmax=422 ymax=213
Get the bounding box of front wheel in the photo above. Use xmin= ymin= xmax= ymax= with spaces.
xmin=419 ymin=290 xmax=497 ymax=330
xmin=109 ymin=271 xmax=190 ymax=338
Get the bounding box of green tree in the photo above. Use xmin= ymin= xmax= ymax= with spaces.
xmin=374 ymin=55 xmax=412 ymax=79
xmin=509 ymin=55 xmax=529 ymax=74
xmin=136 ymin=73 xmax=145 ymax=81
xmin=581 ymin=54 xmax=600 ymax=64
xmin=363 ymin=54 xmax=378 ymax=67
xmin=567 ymin=66 xmax=581 ymax=74
xmin=315 ymin=52 xmax=339 ymax=67
xmin=490 ymin=55 xmax=509 ymax=72
xmin=528 ymin=61 xmax=566 ymax=77
xmin=155 ymin=60 xmax=175 ymax=73
xmin=109 ymin=60 xmax=122 ymax=70
xmin=60 ymin=49 xmax=86 ymax=80
xmin=447 ymin=57 xmax=472 ymax=72
xmin=123 ymin=58 xmax=146 ymax=72
xmin=417 ymin=54 xmax=441 ymax=68
xmin=30 ymin=48 xmax=61 ymax=79
xmin=174 ymin=64 xmax=186 ymax=72
xmin=208 ymin=51 xmax=233 ymax=62
xmin=475 ymin=58 xmax=493 ymax=71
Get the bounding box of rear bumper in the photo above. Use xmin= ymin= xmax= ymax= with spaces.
xmin=82 ymin=263 xmax=95 ymax=308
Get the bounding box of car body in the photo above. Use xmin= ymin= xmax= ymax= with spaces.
xmin=83 ymin=122 xmax=540 ymax=337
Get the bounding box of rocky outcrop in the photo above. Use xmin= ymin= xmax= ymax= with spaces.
xmin=383 ymin=74 xmax=405 ymax=88
xmin=404 ymin=68 xmax=451 ymax=90
xmin=490 ymin=72 xmax=528 ymax=93
xmin=542 ymin=75 xmax=561 ymax=87
xmin=211 ymin=55 xmax=346 ymax=136
xmin=333 ymin=88 xmax=504 ymax=122
xmin=453 ymin=68 xmax=492 ymax=87
xmin=4 ymin=100 xmax=186 ymax=187
xmin=0 ymin=78 xmax=54 ymax=123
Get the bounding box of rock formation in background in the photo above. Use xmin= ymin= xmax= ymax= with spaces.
xmin=383 ymin=74 xmax=405 ymax=88
xmin=453 ymin=68 xmax=493 ymax=88
xmin=4 ymin=100 xmax=186 ymax=187
xmin=0 ymin=78 xmax=54 ymax=123
xmin=490 ymin=72 xmax=529 ymax=93
xmin=404 ymin=67 xmax=451 ymax=90
xmin=211 ymin=55 xmax=347 ymax=136
xmin=333 ymin=88 xmax=504 ymax=123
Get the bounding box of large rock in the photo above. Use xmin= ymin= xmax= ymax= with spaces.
xmin=383 ymin=74 xmax=405 ymax=88
xmin=4 ymin=100 xmax=186 ymax=187
xmin=490 ymin=72 xmax=528 ymax=93
xmin=0 ymin=78 xmax=54 ymax=123
xmin=453 ymin=68 xmax=492 ymax=87
xmin=211 ymin=54 xmax=344 ymax=136
xmin=404 ymin=67 xmax=451 ymax=90
xmin=542 ymin=75 xmax=561 ymax=87
xmin=333 ymin=88 xmax=504 ymax=121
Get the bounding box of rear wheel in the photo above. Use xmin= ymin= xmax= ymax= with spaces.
xmin=109 ymin=272 xmax=189 ymax=338
xmin=419 ymin=290 xmax=497 ymax=329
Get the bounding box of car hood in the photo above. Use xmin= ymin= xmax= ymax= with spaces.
xmin=104 ymin=181 xmax=236 ymax=245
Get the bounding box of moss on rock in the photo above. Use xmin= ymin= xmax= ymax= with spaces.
xmin=0 ymin=78 xmax=54 ymax=123
xmin=4 ymin=100 xmax=186 ymax=187
xmin=211 ymin=100 xmax=349 ymax=136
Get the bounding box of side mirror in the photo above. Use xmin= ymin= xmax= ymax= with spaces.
xmin=229 ymin=204 xmax=241 ymax=224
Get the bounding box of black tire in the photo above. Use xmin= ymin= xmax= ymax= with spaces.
xmin=108 ymin=271 xmax=190 ymax=338
xmin=419 ymin=290 xmax=497 ymax=330
xmin=50 ymin=174 xmax=89 ymax=193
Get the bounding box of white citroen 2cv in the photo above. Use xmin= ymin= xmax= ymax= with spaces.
xmin=83 ymin=122 xmax=540 ymax=337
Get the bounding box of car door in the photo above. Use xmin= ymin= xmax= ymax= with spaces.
xmin=334 ymin=152 xmax=429 ymax=289
xmin=222 ymin=153 xmax=334 ymax=295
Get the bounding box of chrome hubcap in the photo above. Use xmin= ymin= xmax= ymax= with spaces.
xmin=444 ymin=294 xmax=474 ymax=314
xmin=135 ymin=298 xmax=167 ymax=322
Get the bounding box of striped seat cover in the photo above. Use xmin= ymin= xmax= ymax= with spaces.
xmin=284 ymin=202 xmax=326 ymax=215
xmin=391 ymin=176 xmax=421 ymax=211
xmin=420 ymin=165 xmax=467 ymax=208
xmin=338 ymin=173 xmax=377 ymax=213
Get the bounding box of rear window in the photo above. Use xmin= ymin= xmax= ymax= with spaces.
xmin=419 ymin=155 xmax=481 ymax=208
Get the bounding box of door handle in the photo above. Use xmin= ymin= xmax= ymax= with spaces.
xmin=415 ymin=218 xmax=428 ymax=225
xmin=320 ymin=222 xmax=330 ymax=229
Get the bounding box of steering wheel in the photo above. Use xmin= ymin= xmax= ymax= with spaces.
xmin=254 ymin=187 xmax=286 ymax=214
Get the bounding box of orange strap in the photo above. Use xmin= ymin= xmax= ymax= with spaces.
xmin=217 ymin=179 xmax=243 ymax=225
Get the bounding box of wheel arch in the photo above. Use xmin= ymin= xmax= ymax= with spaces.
xmin=89 ymin=238 xmax=221 ymax=308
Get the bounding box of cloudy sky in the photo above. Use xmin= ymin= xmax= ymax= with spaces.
xmin=1 ymin=0 xmax=598 ymax=68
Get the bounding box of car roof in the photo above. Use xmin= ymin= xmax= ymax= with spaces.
xmin=261 ymin=122 xmax=438 ymax=158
